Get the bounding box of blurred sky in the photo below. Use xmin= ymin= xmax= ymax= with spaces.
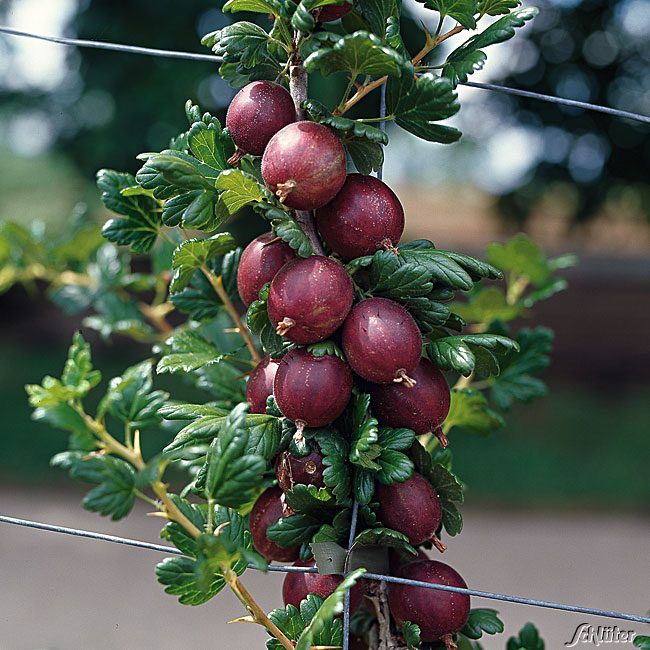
xmin=0 ymin=0 xmax=648 ymax=191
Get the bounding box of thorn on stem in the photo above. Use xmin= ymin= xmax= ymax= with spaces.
xmin=432 ymin=534 xmax=447 ymax=553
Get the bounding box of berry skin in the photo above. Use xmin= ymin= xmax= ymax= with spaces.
xmin=246 ymin=355 xmax=280 ymax=414
xmin=315 ymin=174 xmax=405 ymax=260
xmin=237 ymin=232 xmax=296 ymax=307
xmin=388 ymin=560 xmax=470 ymax=642
xmin=274 ymin=348 xmax=353 ymax=428
xmin=249 ymin=487 xmax=300 ymax=562
xmin=367 ymin=358 xmax=450 ymax=441
xmin=342 ymin=297 xmax=421 ymax=385
xmin=317 ymin=1 xmax=353 ymax=22
xmin=282 ymin=559 xmax=365 ymax=613
xmin=268 ymin=256 xmax=354 ymax=344
xmin=226 ymin=81 xmax=295 ymax=165
xmin=276 ymin=449 xmax=326 ymax=492
xmin=376 ymin=473 xmax=442 ymax=546
xmin=261 ymin=121 xmax=347 ymax=210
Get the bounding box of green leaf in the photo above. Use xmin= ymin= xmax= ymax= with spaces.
xmin=445 ymin=388 xmax=505 ymax=436
xmin=345 ymin=393 xmax=381 ymax=470
xmin=366 ymin=249 xmax=433 ymax=298
xmin=295 ymin=569 xmax=366 ymax=650
xmin=215 ymin=169 xmax=266 ymax=215
xmin=407 ymin=440 xmax=464 ymax=535
xmin=246 ymin=283 xmax=288 ymax=355
xmin=461 ymin=608 xmax=504 ymax=639
xmin=353 ymin=527 xmax=416 ymax=555
xmin=356 ymin=0 xmax=400 ymax=40
xmin=374 ymin=426 xmax=415 ymax=484
xmin=267 ymin=594 xmax=343 ymax=650
xmin=506 ymin=622 xmax=545 ymax=650
xmin=453 ymin=286 xmax=524 ymax=324
xmin=416 ymin=0 xmax=477 ymax=29
xmin=170 ymin=233 xmax=236 ymax=292
xmin=443 ymin=8 xmax=538 ymax=86
xmin=302 ymin=99 xmax=387 ymax=174
xmin=156 ymin=556 xmax=225 ymax=606
xmin=100 ymin=360 xmax=169 ymax=432
xmin=160 ymin=495 xmax=207 ymax=556
xmin=354 ymin=468 xmax=375 ymax=505
xmin=170 ymin=270 xmax=221 ymax=321
xmin=284 ymin=484 xmax=337 ymax=515
xmin=477 ymin=0 xmax=520 ymax=15
xmin=490 ymin=327 xmax=552 ymax=410
xmin=223 ymin=0 xmax=281 ymax=14
xmin=634 ymin=637 xmax=650 ymax=650
xmin=74 ymin=455 xmax=136 ymax=521
xmin=402 ymin=621 xmax=422 ymax=649
xmin=267 ymin=514 xmax=321 ymax=547
xmin=157 ymin=329 xmax=221 ymax=375
xmin=346 ymin=139 xmax=385 ymax=175
xmin=314 ymin=431 xmax=352 ymax=503
xmin=487 ymin=233 xmax=551 ymax=285
xmin=305 ymin=32 xmax=405 ymax=78
xmin=270 ymin=210 xmax=314 ymax=258
xmin=97 ymin=169 xmax=162 ymax=254
xmin=424 ymin=333 xmax=518 ymax=376
xmin=387 ymin=73 xmax=461 ymax=143
xmin=204 ymin=404 xmax=266 ymax=507
xmin=203 ymin=22 xmax=272 ymax=69
xmin=188 ymin=119 xmax=235 ymax=173
xmin=399 ymin=242 xmax=474 ymax=290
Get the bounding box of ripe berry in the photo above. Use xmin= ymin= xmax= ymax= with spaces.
xmin=276 ymin=449 xmax=326 ymax=491
xmin=316 ymin=1 xmax=353 ymax=22
xmin=388 ymin=560 xmax=470 ymax=643
xmin=261 ymin=121 xmax=347 ymax=210
xmin=367 ymin=358 xmax=451 ymax=445
xmin=246 ymin=355 xmax=280 ymax=414
xmin=274 ymin=348 xmax=353 ymax=429
xmin=315 ymin=174 xmax=404 ymax=260
xmin=249 ymin=487 xmax=300 ymax=562
xmin=342 ymin=297 xmax=421 ymax=385
xmin=376 ymin=473 xmax=442 ymax=546
xmin=282 ymin=559 xmax=365 ymax=613
xmin=226 ymin=81 xmax=295 ymax=165
xmin=268 ymin=256 xmax=353 ymax=344
xmin=389 ymin=548 xmax=429 ymax=574
xmin=237 ymin=232 xmax=296 ymax=307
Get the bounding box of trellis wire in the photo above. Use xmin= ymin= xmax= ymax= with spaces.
xmin=342 ymin=501 xmax=360 ymax=650
xmin=1 ymin=25 xmax=650 ymax=125
xmin=2 ymin=515 xmax=649 ymax=627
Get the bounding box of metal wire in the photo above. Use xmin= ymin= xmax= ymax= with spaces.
xmin=461 ymin=80 xmax=650 ymax=125
xmin=342 ymin=501 xmax=360 ymax=650
xmin=1 ymin=25 xmax=650 ymax=125
xmin=0 ymin=25 xmax=220 ymax=63
xmin=2 ymin=515 xmax=650 ymax=626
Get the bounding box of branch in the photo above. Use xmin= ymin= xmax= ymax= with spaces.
xmin=201 ymin=266 xmax=262 ymax=364
xmin=339 ymin=24 xmax=465 ymax=115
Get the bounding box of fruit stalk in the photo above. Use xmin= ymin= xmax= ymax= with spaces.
xmin=288 ymin=42 xmax=326 ymax=256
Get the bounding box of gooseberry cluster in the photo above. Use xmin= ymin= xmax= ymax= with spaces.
xmin=231 ymin=80 xmax=469 ymax=646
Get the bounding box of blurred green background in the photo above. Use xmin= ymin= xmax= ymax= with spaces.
xmin=0 ymin=0 xmax=648 ymax=510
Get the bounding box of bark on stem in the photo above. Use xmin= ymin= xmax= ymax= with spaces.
xmin=288 ymin=48 xmax=326 ymax=256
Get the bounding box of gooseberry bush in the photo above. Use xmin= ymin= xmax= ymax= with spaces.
xmin=4 ymin=0 xmax=580 ymax=647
